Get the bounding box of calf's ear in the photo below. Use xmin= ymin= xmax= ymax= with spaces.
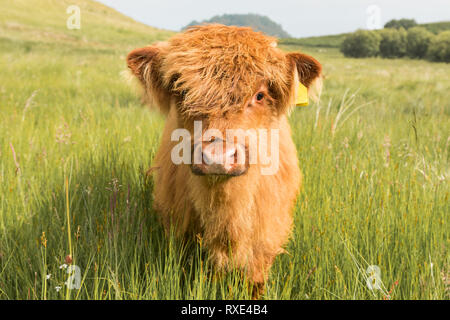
xmin=127 ymin=46 xmax=159 ymax=83
xmin=287 ymin=52 xmax=322 ymax=88
xmin=127 ymin=45 xmax=171 ymax=114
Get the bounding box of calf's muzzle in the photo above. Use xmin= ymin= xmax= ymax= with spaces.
xmin=191 ymin=138 xmax=248 ymax=176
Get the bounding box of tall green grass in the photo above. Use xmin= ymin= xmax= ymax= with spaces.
xmin=0 ymin=0 xmax=449 ymax=300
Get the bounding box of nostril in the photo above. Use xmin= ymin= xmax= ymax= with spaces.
xmin=202 ymin=144 xmax=221 ymax=165
xmin=233 ymin=144 xmax=246 ymax=165
xmin=224 ymin=146 xmax=237 ymax=164
xmin=202 ymin=149 xmax=213 ymax=165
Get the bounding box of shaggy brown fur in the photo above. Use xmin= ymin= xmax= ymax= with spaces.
xmin=127 ymin=24 xmax=322 ymax=297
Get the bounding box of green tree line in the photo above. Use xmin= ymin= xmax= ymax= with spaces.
xmin=341 ymin=19 xmax=450 ymax=62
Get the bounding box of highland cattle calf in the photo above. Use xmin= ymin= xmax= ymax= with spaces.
xmin=127 ymin=24 xmax=322 ymax=297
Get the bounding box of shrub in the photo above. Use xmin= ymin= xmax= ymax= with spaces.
xmin=379 ymin=28 xmax=407 ymax=58
xmin=384 ymin=19 xmax=417 ymax=30
xmin=427 ymin=31 xmax=450 ymax=62
xmin=406 ymin=27 xmax=433 ymax=58
xmin=340 ymin=30 xmax=381 ymax=58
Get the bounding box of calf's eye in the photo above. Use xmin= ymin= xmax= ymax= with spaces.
xmin=256 ymin=92 xmax=265 ymax=101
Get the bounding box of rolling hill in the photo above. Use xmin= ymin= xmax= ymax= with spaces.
xmin=0 ymin=0 xmax=174 ymax=50
xmin=183 ymin=13 xmax=291 ymax=38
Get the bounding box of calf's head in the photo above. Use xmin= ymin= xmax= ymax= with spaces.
xmin=127 ymin=25 xmax=321 ymax=177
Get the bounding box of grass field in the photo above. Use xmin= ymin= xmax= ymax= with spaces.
xmin=0 ymin=0 xmax=449 ymax=300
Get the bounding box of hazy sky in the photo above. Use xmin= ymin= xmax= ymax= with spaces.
xmin=97 ymin=0 xmax=450 ymax=37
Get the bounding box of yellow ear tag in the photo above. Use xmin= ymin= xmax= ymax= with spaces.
xmin=295 ymin=82 xmax=308 ymax=107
